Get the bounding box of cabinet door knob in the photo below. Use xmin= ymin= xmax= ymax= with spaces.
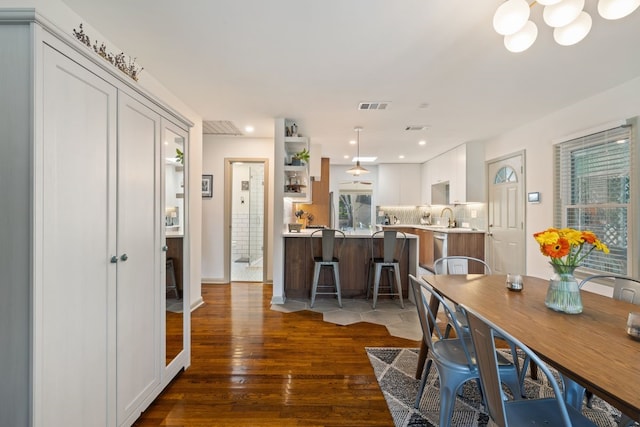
xmin=120 ymin=253 xmax=129 ymax=262
xmin=110 ymin=256 xmax=118 ymax=264
xmin=162 ymin=245 xmax=169 ymax=252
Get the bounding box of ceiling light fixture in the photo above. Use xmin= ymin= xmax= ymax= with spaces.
xmin=346 ymin=126 xmax=370 ymax=176
xmin=493 ymin=0 xmax=639 ymax=53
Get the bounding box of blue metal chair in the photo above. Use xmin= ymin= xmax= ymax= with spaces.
xmin=433 ymin=257 xmax=527 ymax=392
xmin=409 ymin=275 xmax=522 ymax=427
xmin=565 ymin=274 xmax=640 ymax=427
xmin=465 ymin=307 xmax=597 ymax=427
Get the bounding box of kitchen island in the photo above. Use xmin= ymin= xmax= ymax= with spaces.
xmin=283 ymin=230 xmax=418 ymax=300
xmin=381 ymin=224 xmax=486 ymax=272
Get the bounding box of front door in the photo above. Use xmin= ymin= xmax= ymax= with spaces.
xmin=487 ymin=152 xmax=525 ymax=275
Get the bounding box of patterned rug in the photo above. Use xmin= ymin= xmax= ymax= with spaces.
xmin=366 ymin=347 xmax=631 ymax=427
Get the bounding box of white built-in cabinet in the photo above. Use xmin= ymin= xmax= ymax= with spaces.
xmin=378 ymin=163 xmax=422 ymax=205
xmin=423 ymin=142 xmax=485 ymax=205
xmin=0 ymin=10 xmax=191 ymax=427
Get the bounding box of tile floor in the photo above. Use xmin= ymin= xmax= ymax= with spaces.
xmin=271 ymin=296 xmax=422 ymax=342
xmin=231 ymin=260 xmax=263 ymax=282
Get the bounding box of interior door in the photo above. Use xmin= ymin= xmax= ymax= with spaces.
xmin=487 ymin=152 xmax=525 ymax=275
xmin=39 ymin=45 xmax=117 ymax=426
xmin=117 ymin=92 xmax=162 ymax=424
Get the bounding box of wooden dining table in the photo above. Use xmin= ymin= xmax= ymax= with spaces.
xmin=418 ymin=274 xmax=640 ymax=422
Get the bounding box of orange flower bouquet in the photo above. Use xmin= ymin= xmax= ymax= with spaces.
xmin=533 ymin=227 xmax=609 ymax=314
xmin=533 ymin=227 xmax=609 ymax=273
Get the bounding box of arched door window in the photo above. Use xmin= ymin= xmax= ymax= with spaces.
xmin=494 ymin=166 xmax=518 ymax=184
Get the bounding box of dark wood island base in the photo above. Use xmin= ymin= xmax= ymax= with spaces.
xmin=283 ymin=231 xmax=418 ymax=300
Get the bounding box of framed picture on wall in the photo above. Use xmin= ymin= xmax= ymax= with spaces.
xmin=202 ymin=174 xmax=213 ymax=198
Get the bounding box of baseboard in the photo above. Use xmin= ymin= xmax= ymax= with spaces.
xmin=201 ymin=277 xmax=227 ymax=284
xmin=190 ymin=296 xmax=205 ymax=312
xmin=270 ymin=295 xmax=286 ymax=304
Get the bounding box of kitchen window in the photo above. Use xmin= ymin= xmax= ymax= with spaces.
xmin=338 ymin=190 xmax=372 ymax=231
xmin=554 ymin=124 xmax=634 ymax=275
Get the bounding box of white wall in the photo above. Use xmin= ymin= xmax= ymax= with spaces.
xmin=1 ymin=0 xmax=205 ymax=310
xmin=202 ymin=135 xmax=275 ymax=283
xmin=484 ymin=75 xmax=640 ymax=284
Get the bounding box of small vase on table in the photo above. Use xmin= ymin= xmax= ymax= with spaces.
xmin=545 ymin=264 xmax=583 ymax=314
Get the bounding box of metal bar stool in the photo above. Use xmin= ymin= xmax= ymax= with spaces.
xmin=166 ymin=258 xmax=180 ymax=300
xmin=310 ymin=229 xmax=345 ymax=308
xmin=367 ymin=230 xmax=406 ymax=309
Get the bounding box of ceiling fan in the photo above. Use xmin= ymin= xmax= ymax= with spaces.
xmin=340 ymin=180 xmax=372 ymax=185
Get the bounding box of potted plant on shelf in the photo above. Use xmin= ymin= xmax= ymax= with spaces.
xmin=291 ymin=148 xmax=310 ymax=166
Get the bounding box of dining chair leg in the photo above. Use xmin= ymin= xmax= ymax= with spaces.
xmin=415 ymin=358 xmax=432 ymax=408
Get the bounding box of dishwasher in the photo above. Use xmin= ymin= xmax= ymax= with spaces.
xmin=433 ymin=232 xmax=447 ymax=270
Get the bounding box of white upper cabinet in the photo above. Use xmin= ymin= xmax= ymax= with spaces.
xmin=378 ymin=163 xmax=422 ymax=206
xmin=424 ymin=142 xmax=485 ymax=205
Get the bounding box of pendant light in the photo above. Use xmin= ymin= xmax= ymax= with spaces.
xmin=346 ymin=126 xmax=369 ymax=176
xmin=493 ymin=0 xmax=639 ymax=52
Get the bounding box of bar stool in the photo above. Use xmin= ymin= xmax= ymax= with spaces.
xmin=166 ymin=258 xmax=179 ymax=300
xmin=367 ymin=230 xmax=406 ymax=309
xmin=310 ymin=229 xmax=346 ymax=308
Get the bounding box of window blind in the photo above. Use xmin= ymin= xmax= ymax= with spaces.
xmin=554 ymin=125 xmax=633 ymax=275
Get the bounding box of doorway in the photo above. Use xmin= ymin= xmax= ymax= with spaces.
xmin=228 ymin=160 xmax=266 ymax=282
xmin=486 ymin=151 xmax=526 ymax=275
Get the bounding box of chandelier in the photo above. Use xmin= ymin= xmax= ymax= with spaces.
xmin=346 ymin=126 xmax=370 ymax=176
xmin=493 ymin=0 xmax=640 ymax=53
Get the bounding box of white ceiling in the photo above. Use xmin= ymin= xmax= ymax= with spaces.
xmin=60 ymin=0 xmax=640 ymax=165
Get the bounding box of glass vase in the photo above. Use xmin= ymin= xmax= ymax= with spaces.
xmin=545 ymin=264 xmax=583 ymax=314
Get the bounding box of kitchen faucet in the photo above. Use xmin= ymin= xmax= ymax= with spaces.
xmin=440 ymin=207 xmax=455 ymax=228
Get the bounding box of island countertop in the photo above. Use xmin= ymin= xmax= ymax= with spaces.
xmin=283 ymin=229 xmax=418 ymax=300
xmin=380 ymin=224 xmax=486 ymax=233
xmin=283 ymin=229 xmax=419 ymax=238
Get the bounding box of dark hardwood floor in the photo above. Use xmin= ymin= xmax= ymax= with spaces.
xmin=135 ymin=282 xmax=419 ymax=426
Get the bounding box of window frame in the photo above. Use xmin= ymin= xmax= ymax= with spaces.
xmin=553 ymin=124 xmax=635 ymax=277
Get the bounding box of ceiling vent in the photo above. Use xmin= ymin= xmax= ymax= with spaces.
xmin=203 ymin=120 xmax=243 ymax=135
xmin=358 ymin=102 xmax=390 ymax=111
xmin=405 ymin=125 xmax=430 ymax=131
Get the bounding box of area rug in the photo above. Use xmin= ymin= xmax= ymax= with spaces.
xmin=366 ymin=347 xmax=630 ymax=427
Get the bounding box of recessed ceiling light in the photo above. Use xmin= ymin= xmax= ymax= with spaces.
xmin=244 ymin=125 xmax=254 ymax=133
xmin=344 ymin=155 xmax=350 ymax=159
xmin=399 ymin=155 xmax=405 ymax=159
xmin=349 ymin=139 xmax=356 ymax=145
xmin=353 ymin=156 xmax=377 ymax=162
xmin=418 ymin=140 xmax=426 ymax=146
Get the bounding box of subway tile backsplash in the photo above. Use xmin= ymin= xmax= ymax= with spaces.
xmin=377 ymin=204 xmax=486 ymax=230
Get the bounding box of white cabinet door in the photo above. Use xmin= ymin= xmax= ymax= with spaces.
xmin=400 ymin=165 xmax=421 ymax=205
xmin=38 ymin=44 xmax=118 ymax=427
xmin=379 ymin=164 xmax=422 ymax=205
xmin=378 ymin=164 xmax=399 ymax=205
xmin=116 ymin=92 xmax=162 ymax=425
xmin=449 ymin=145 xmax=467 ymax=204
